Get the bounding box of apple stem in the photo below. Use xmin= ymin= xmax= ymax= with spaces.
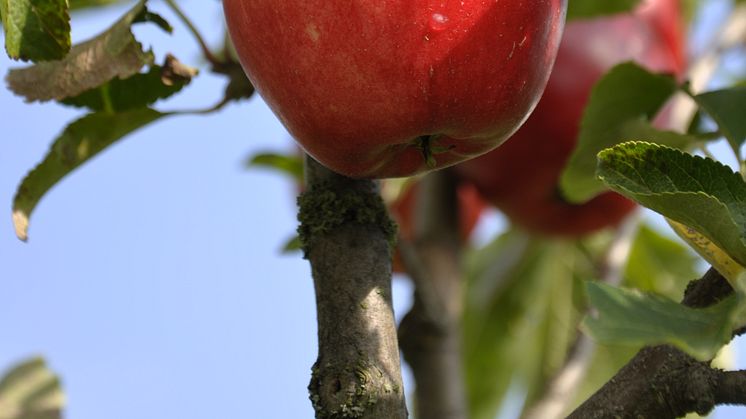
xmin=416 ymin=135 xmax=455 ymax=169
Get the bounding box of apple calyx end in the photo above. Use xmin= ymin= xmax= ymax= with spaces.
xmin=414 ymin=135 xmax=455 ymax=169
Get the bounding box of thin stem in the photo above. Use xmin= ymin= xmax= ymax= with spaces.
xmin=163 ymin=0 xmax=223 ymax=67
xmin=168 ymin=96 xmax=232 ymax=116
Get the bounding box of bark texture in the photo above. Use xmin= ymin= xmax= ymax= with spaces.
xmin=398 ymin=170 xmax=468 ymax=419
xmin=568 ymin=268 xmax=741 ymax=419
xmin=300 ymin=156 xmax=407 ymax=419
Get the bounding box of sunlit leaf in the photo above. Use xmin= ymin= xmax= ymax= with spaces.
xmin=668 ymin=219 xmax=745 ymax=285
xmin=60 ymin=56 xmax=196 ymax=112
xmin=597 ymin=142 xmax=746 ymax=279
xmin=624 ymin=223 xmax=699 ymax=297
xmin=0 ymin=0 xmax=70 ymax=61
xmin=13 ymin=108 xmax=167 ymax=240
xmin=692 ymin=87 xmax=746 ymax=152
xmin=6 ymin=0 xmax=161 ymax=102
xmin=583 ymin=282 xmax=745 ymax=360
xmin=0 ymin=357 xmax=64 ymax=419
xmin=560 ymin=63 xmax=683 ymax=203
xmin=69 ymin=0 xmax=124 ymax=10
xmin=463 ymin=231 xmax=580 ymax=419
xmin=567 ymin=0 xmax=641 ymax=20
xmin=248 ymin=153 xmax=304 ymax=182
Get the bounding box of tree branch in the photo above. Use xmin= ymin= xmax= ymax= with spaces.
xmin=398 ymin=170 xmax=468 ymax=419
xmin=568 ymin=268 xmax=737 ymax=419
xmin=714 ymin=370 xmax=746 ymax=406
xmin=300 ymin=156 xmax=407 ymax=419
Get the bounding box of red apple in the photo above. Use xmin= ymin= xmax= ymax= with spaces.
xmin=455 ymin=0 xmax=685 ymax=236
xmin=223 ymin=1 xmax=567 ymax=178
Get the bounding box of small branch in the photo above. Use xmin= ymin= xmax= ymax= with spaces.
xmin=567 ymin=268 xmax=736 ymax=419
xmin=714 ymin=370 xmax=746 ymax=406
xmin=300 ymin=156 xmax=407 ymax=419
xmin=163 ymin=0 xmax=223 ymax=67
xmin=170 ymin=96 xmax=232 ymax=116
xmin=522 ymin=215 xmax=639 ymax=419
xmin=398 ymin=170 xmax=468 ymax=419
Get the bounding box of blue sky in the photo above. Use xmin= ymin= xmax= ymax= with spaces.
xmin=0 ymin=1 xmax=743 ymax=418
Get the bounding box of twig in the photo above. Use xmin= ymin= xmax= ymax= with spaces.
xmin=162 ymin=0 xmax=224 ymax=67
xmin=398 ymin=170 xmax=468 ymax=419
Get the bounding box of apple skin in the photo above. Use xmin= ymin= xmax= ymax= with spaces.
xmin=454 ymin=0 xmax=685 ymax=237
xmin=223 ymin=0 xmax=566 ymax=178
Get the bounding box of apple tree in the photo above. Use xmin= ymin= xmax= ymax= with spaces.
xmin=2 ymin=0 xmax=746 ymax=418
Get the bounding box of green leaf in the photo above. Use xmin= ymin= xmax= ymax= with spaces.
xmin=69 ymin=0 xmax=124 ymax=10
xmin=463 ymin=231 xmax=580 ymax=419
xmin=247 ymin=152 xmax=304 ymax=182
xmin=0 ymin=0 xmax=70 ymax=61
xmin=12 ymin=108 xmax=166 ymax=241
xmin=583 ymin=282 xmax=744 ymax=360
xmin=0 ymin=357 xmax=64 ymax=419
xmin=5 ymin=0 xmax=156 ymax=102
xmin=60 ymin=57 xmax=196 ymax=112
xmin=624 ymin=224 xmax=699 ymax=298
xmin=280 ymin=235 xmax=302 ymax=253
xmin=619 ymin=118 xmax=698 ymax=151
xmin=567 ymin=0 xmax=641 ymax=20
xmin=133 ymin=9 xmax=172 ymax=33
xmin=560 ymin=62 xmax=682 ymax=203
xmin=597 ymin=141 xmax=746 ymax=268
xmin=692 ymin=87 xmax=746 ymax=152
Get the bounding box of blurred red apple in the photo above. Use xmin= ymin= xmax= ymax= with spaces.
xmin=390 ymin=179 xmax=484 ymax=272
xmin=455 ymin=0 xmax=686 ymax=236
xmin=223 ymin=0 xmax=566 ymax=178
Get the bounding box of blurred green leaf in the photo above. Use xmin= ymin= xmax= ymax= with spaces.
xmin=583 ymin=282 xmax=744 ymax=360
xmin=13 ymin=108 xmax=166 ymax=241
xmin=567 ymin=0 xmax=641 ymax=20
xmin=568 ymin=342 xmax=638 ymax=414
xmin=248 ymin=153 xmax=304 ymax=182
xmin=5 ymin=0 xmax=160 ymax=102
xmin=69 ymin=0 xmax=124 ymax=10
xmin=619 ymin=118 xmax=698 ymax=150
xmin=0 ymin=357 xmax=64 ymax=419
xmin=281 ymin=235 xmax=302 ymax=254
xmin=597 ymin=142 xmax=746 ymax=269
xmin=0 ymin=0 xmax=70 ymax=61
xmin=61 ymin=56 xmax=196 ymax=112
xmin=692 ymin=87 xmax=746 ymax=152
xmin=463 ymin=231 xmax=581 ymax=419
xmin=560 ymin=63 xmax=683 ymax=203
xmin=624 ymin=224 xmax=699 ymax=298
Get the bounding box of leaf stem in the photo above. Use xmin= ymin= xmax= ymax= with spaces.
xmin=162 ymin=0 xmax=223 ymax=67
